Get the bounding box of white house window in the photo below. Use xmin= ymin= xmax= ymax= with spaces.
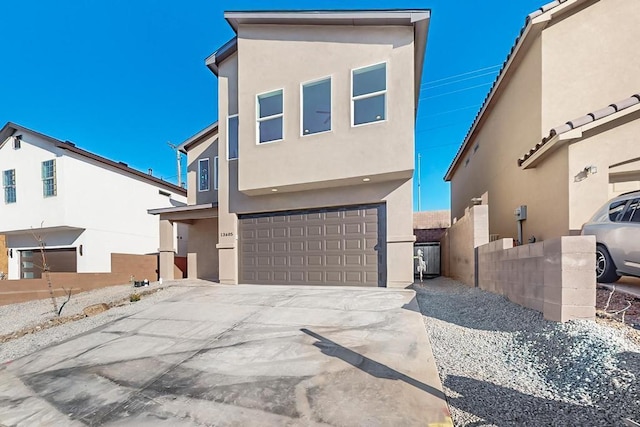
xmin=198 ymin=158 xmax=210 ymax=192
xmin=302 ymin=77 xmax=331 ymax=135
xmin=228 ymin=115 xmax=239 ymax=160
xmin=3 ymin=169 xmax=16 ymax=204
xmin=257 ymin=89 xmax=283 ymax=143
xmin=42 ymin=159 xmax=56 ymax=197
xmin=214 ymin=156 xmax=219 ymax=190
xmin=352 ymin=62 xmax=387 ymax=126
xmin=13 ymin=135 xmax=22 ymax=149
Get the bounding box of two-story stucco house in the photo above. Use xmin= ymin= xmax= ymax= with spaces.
xmin=0 ymin=122 xmax=187 ymax=280
xmin=445 ymin=0 xmax=640 ymax=243
xmin=150 ymin=9 xmax=430 ymax=287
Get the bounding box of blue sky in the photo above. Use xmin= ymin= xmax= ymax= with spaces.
xmin=0 ymin=0 xmax=544 ymax=211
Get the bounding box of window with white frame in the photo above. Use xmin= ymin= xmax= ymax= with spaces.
xmin=302 ymin=77 xmax=331 ymax=135
xmin=214 ymin=156 xmax=219 ymax=190
xmin=198 ymin=158 xmax=210 ymax=192
xmin=3 ymin=169 xmax=16 ymax=204
xmin=42 ymin=159 xmax=56 ymax=197
xmin=228 ymin=115 xmax=238 ymax=160
xmin=352 ymin=62 xmax=387 ymax=126
xmin=257 ymin=89 xmax=283 ymax=143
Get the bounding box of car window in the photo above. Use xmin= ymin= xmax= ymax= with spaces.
xmin=609 ymin=200 xmax=628 ymax=222
xmin=621 ymin=198 xmax=640 ymax=223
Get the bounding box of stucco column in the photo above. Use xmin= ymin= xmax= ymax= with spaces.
xmin=159 ymin=218 xmax=175 ymax=281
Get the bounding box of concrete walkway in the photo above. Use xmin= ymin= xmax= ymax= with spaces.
xmin=0 ymin=283 xmax=452 ymax=426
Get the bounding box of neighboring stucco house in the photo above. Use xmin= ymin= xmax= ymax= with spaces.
xmin=0 ymin=122 xmax=187 ymax=280
xmin=150 ymin=9 xmax=430 ymax=287
xmin=445 ymin=0 xmax=640 ymax=242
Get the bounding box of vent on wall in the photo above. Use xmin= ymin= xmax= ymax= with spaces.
xmin=159 ymin=190 xmax=171 ymax=197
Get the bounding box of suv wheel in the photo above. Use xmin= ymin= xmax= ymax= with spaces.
xmin=596 ymin=245 xmax=620 ymax=283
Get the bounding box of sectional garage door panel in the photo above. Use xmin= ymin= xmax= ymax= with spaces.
xmin=240 ymin=205 xmax=383 ymax=286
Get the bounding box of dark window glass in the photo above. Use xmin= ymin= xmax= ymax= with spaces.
xmin=621 ymin=199 xmax=640 ymax=223
xmin=609 ymin=200 xmax=628 ymax=222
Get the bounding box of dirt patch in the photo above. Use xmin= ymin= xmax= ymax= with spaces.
xmin=595 ymin=285 xmax=640 ymax=346
xmin=0 ymin=287 xmax=164 ymax=344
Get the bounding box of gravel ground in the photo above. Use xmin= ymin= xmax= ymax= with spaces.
xmin=0 ymin=281 xmax=198 ymax=364
xmin=413 ymin=277 xmax=640 ymax=427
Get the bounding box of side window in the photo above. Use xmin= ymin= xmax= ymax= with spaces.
xmin=198 ymin=158 xmax=210 ymax=192
xmin=213 ymin=156 xmax=219 ymax=190
xmin=302 ymin=77 xmax=331 ymax=135
xmin=228 ymin=115 xmax=239 ymax=160
xmin=609 ymin=200 xmax=627 ymax=222
xmin=257 ymin=89 xmax=284 ymax=144
xmin=352 ymin=62 xmax=387 ymax=126
xmin=621 ymin=198 xmax=640 ymax=223
xmin=42 ymin=159 xmax=57 ymax=197
xmin=3 ymin=169 xmax=16 ymax=203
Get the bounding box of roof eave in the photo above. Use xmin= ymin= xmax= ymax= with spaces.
xmin=177 ymin=122 xmax=219 ymax=153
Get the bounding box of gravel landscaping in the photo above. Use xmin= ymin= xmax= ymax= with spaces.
xmin=414 ymin=277 xmax=640 ymax=427
xmin=0 ymin=281 xmax=198 ymax=364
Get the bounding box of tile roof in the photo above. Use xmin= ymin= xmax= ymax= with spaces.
xmin=445 ymin=0 xmax=571 ymax=180
xmin=517 ymin=93 xmax=640 ymax=166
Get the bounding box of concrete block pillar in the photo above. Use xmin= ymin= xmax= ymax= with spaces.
xmin=159 ymin=219 xmax=175 ymax=281
xmin=542 ymin=236 xmax=596 ymax=322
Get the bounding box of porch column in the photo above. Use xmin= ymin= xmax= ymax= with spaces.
xmin=159 ymin=218 xmax=175 ymax=281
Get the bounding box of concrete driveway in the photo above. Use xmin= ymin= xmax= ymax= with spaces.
xmin=0 ymin=283 xmax=451 ymax=426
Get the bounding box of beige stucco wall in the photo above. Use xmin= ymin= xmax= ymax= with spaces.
xmin=449 ymin=35 xmax=570 ymax=241
xmin=235 ymin=24 xmax=415 ymax=195
xmin=440 ymin=205 xmax=488 ymax=286
xmin=216 ymin=23 xmax=417 ymax=287
xmin=186 ymin=135 xmax=219 ymax=206
xmin=187 ymin=218 xmax=219 ymax=280
xmin=541 ymin=0 xmax=640 ymax=133
xmin=568 ymin=111 xmax=640 ymax=231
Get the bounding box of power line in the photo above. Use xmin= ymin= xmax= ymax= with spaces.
xmin=420 ymin=82 xmax=493 ymax=101
xmin=418 ymin=103 xmax=482 ymax=119
xmin=421 ymin=64 xmax=502 ymax=86
xmin=423 ymin=70 xmax=499 ymax=91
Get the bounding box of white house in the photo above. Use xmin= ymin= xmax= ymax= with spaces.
xmin=0 ymin=122 xmax=187 ymax=280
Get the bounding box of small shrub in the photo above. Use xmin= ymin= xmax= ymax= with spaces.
xmin=129 ymin=293 xmax=141 ymax=302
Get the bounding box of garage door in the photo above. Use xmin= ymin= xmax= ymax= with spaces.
xmin=239 ymin=204 xmax=385 ymax=286
xmin=20 ymin=248 xmax=77 ymax=279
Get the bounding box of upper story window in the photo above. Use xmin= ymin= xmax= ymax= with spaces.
xmin=198 ymin=158 xmax=210 ymax=192
xmin=214 ymin=156 xmax=219 ymax=190
xmin=257 ymin=89 xmax=283 ymax=144
xmin=228 ymin=115 xmax=239 ymax=160
xmin=352 ymin=62 xmax=387 ymax=126
xmin=302 ymin=77 xmax=331 ymax=136
xmin=3 ymin=169 xmax=16 ymax=204
xmin=41 ymin=159 xmax=57 ymax=197
xmin=13 ymin=135 xmax=22 ymax=149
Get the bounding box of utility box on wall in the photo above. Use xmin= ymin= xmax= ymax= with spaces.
xmin=514 ymin=205 xmax=527 ymax=221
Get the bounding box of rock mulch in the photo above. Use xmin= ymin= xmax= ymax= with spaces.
xmin=414 ymin=277 xmax=640 ymax=427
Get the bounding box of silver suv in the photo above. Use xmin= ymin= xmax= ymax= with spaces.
xmin=581 ymin=191 xmax=640 ymax=283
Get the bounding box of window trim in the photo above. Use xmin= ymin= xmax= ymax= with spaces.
xmin=41 ymin=159 xmax=57 ymax=198
xmin=300 ymin=75 xmax=333 ymax=138
xmin=3 ymin=169 xmax=16 ymax=204
xmin=227 ymin=114 xmax=239 ymax=161
xmin=198 ymin=158 xmax=210 ymax=192
xmin=351 ymin=61 xmax=388 ymax=128
xmin=213 ymin=156 xmax=219 ymax=190
xmin=256 ymin=88 xmax=285 ymax=145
